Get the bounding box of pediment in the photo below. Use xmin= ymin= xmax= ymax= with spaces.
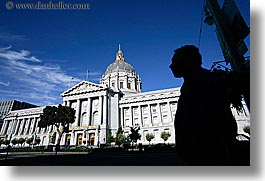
xmin=61 ymin=81 xmax=107 ymax=97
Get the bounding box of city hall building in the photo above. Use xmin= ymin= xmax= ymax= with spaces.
xmin=0 ymin=47 xmax=250 ymax=147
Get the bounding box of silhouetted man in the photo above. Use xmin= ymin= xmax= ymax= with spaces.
xmin=170 ymin=45 xmax=237 ymax=165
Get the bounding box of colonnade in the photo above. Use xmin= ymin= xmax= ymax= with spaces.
xmin=63 ymin=94 xmax=108 ymax=128
xmin=120 ymin=101 xmax=177 ymax=128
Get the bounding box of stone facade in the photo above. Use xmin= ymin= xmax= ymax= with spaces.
xmin=0 ymin=46 xmax=250 ymax=147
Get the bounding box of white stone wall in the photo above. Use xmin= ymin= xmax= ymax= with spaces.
xmin=1 ymin=84 xmax=251 ymax=147
xmin=119 ymin=88 xmax=180 ymax=145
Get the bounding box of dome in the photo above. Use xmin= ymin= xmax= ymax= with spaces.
xmin=105 ymin=58 xmax=135 ymax=75
xmin=100 ymin=45 xmax=142 ymax=94
xmin=104 ymin=47 xmax=135 ymax=76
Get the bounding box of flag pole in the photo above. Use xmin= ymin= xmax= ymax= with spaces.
xmin=86 ymin=69 xmax=89 ymax=81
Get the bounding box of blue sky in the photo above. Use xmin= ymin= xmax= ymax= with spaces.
xmin=0 ymin=0 xmax=250 ymax=106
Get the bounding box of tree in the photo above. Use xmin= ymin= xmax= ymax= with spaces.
xmin=146 ymin=133 xmax=154 ymax=146
xmin=3 ymin=139 xmax=10 ymax=147
xmin=18 ymin=138 xmax=25 ymax=147
xmin=11 ymin=138 xmax=18 ymax=147
xmin=161 ymin=131 xmax=171 ymax=144
xmin=243 ymin=125 xmax=250 ymax=135
xmin=106 ymin=135 xmax=115 ymax=145
xmin=128 ymin=125 xmax=141 ymax=147
xmin=26 ymin=137 xmax=33 ymax=146
xmin=115 ymin=127 xmax=126 ymax=147
xmin=38 ymin=104 xmax=75 ymax=153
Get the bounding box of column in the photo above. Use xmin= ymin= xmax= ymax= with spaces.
xmin=7 ymin=120 xmax=12 ymax=135
xmin=14 ymin=119 xmax=21 ymax=135
xmin=36 ymin=119 xmax=41 ymax=134
xmin=138 ymin=105 xmax=143 ymax=127
xmin=157 ymin=103 xmax=163 ymax=126
xmin=125 ymin=75 xmax=128 ymax=90
xmin=75 ymin=99 xmax=81 ymax=127
xmin=31 ymin=117 xmax=37 ymax=134
xmin=137 ymin=77 xmax=141 ymax=92
xmin=147 ymin=104 xmax=152 ymax=126
xmin=20 ymin=118 xmax=26 ymax=135
xmin=98 ymin=96 xmax=103 ymax=125
xmin=11 ymin=119 xmax=17 ymax=134
xmin=67 ymin=101 xmax=70 ymax=107
xmin=102 ymin=95 xmax=107 ymax=126
xmin=129 ymin=106 xmax=133 ymax=127
xmin=0 ymin=120 xmax=7 ymax=135
xmin=120 ymin=107 xmax=124 ymax=127
xmin=48 ymin=125 xmax=53 ymax=133
xmin=70 ymin=131 xmax=75 ymax=145
xmin=167 ymin=102 xmax=173 ymax=122
xmin=3 ymin=120 xmax=9 ymax=135
xmin=26 ymin=118 xmax=31 ymax=135
xmin=116 ymin=74 xmax=119 ymax=89
xmin=87 ymin=97 xmax=91 ymax=126
xmin=0 ymin=121 xmax=4 ymax=135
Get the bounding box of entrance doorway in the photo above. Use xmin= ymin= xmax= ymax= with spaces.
xmin=77 ymin=133 xmax=83 ymax=146
xmin=89 ymin=133 xmax=95 ymax=146
xmin=65 ymin=134 xmax=71 ymax=146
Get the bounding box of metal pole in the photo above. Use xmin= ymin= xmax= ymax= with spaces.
xmin=205 ymin=0 xmax=250 ymax=109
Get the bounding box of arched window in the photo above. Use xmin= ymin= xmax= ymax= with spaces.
xmin=81 ymin=112 xmax=87 ymax=126
xmin=92 ymin=111 xmax=99 ymax=126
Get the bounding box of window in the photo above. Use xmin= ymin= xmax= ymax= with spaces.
xmin=134 ymin=118 xmax=139 ymax=125
xmin=162 ymin=114 xmax=168 ymax=123
xmin=112 ymin=82 xmax=115 ymax=87
xmin=120 ymin=82 xmax=123 ymax=89
xmin=92 ymin=111 xmax=99 ymax=126
xmin=133 ymin=107 xmax=138 ymax=116
xmin=152 ymin=115 xmax=159 ymax=125
xmin=142 ymin=106 xmax=148 ymax=114
xmin=124 ymin=108 xmax=129 ymax=116
xmin=161 ymin=103 xmax=167 ymax=112
xmin=81 ymin=112 xmax=87 ymax=126
xmin=125 ymin=119 xmax=130 ymax=127
xmin=128 ymin=82 xmax=131 ymax=89
xmin=143 ymin=117 xmax=149 ymax=126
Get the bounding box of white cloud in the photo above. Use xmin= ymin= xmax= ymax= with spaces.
xmin=0 ymin=45 xmax=42 ymax=62
xmin=0 ymin=45 xmax=82 ymax=106
xmin=0 ymin=81 xmax=10 ymax=86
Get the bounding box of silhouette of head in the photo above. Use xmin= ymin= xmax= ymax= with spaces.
xmin=170 ymin=45 xmax=202 ymax=78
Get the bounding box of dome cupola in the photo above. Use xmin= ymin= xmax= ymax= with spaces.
xmin=100 ymin=44 xmax=142 ymax=94
xmin=104 ymin=44 xmax=135 ymax=75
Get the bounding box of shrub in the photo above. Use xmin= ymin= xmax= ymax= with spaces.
xmin=243 ymin=125 xmax=250 ymax=135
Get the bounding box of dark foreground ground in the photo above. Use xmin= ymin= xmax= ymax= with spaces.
xmin=1 ymin=151 xmax=183 ymax=166
xmin=0 ymin=149 xmax=249 ymax=166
